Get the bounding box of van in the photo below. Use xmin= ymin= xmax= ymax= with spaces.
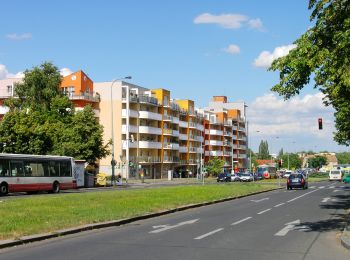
xmin=329 ymin=169 xmax=342 ymax=181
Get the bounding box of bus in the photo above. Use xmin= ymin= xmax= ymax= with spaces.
xmin=257 ymin=164 xmax=277 ymax=179
xmin=0 ymin=153 xmax=77 ymax=195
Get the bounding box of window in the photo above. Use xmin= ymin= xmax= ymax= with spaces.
xmin=49 ymin=161 xmax=60 ymax=177
xmin=60 ymin=161 xmax=71 ymax=177
xmin=10 ymin=161 xmax=24 ymax=177
xmin=7 ymin=85 xmax=12 ymax=94
xmin=0 ymin=159 xmax=10 ymax=177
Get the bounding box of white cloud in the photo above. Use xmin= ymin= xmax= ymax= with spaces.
xmin=5 ymin=33 xmax=32 ymax=41
xmin=194 ymin=13 xmax=263 ymax=31
xmin=0 ymin=64 xmax=24 ymax=79
xmin=253 ymin=44 xmax=296 ymax=68
xmin=247 ymin=92 xmax=348 ymax=152
xmin=248 ymin=18 xmax=263 ymax=30
xmin=223 ymin=44 xmax=240 ymax=55
xmin=60 ymin=68 xmax=73 ymax=77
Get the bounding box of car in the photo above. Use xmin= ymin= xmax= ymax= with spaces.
xmin=231 ymin=173 xmax=241 ymax=182
xmin=329 ymin=169 xmax=342 ymax=181
xmin=239 ymin=172 xmax=254 ymax=182
xmin=254 ymin=172 xmax=263 ymax=180
xmin=217 ymin=173 xmax=231 ymax=182
xmin=343 ymin=172 xmax=350 ymax=183
xmin=287 ymin=173 xmax=308 ymax=190
xmin=283 ymin=170 xmax=293 ymax=179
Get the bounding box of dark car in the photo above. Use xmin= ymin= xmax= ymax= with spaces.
xmin=217 ymin=173 xmax=231 ymax=182
xmin=287 ymin=173 xmax=308 ymax=190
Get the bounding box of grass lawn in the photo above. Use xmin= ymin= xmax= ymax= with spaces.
xmin=0 ymin=183 xmax=276 ymax=240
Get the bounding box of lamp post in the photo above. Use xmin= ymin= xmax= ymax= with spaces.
xmin=110 ymin=76 xmax=132 ymax=186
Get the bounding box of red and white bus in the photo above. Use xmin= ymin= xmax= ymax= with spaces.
xmin=0 ymin=153 xmax=77 ymax=195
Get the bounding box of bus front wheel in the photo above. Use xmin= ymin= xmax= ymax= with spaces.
xmin=0 ymin=183 xmax=8 ymax=196
xmin=52 ymin=182 xmax=60 ymax=193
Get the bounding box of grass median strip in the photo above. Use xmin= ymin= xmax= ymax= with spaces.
xmin=0 ymin=183 xmax=276 ymax=240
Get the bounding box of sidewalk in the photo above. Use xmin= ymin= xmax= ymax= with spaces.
xmin=341 ymin=209 xmax=350 ymax=250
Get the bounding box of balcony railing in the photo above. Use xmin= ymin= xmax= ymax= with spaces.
xmin=138 ymin=95 xmax=158 ymax=105
xmin=163 ymin=156 xmax=180 ymax=163
xmin=134 ymin=156 xmax=161 ymax=163
xmin=163 ymin=129 xmax=173 ymax=135
xmin=163 ymin=114 xmax=173 ymax=121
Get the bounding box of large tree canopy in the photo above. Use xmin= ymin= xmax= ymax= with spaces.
xmin=0 ymin=62 xmax=110 ymax=163
xmin=270 ymin=0 xmax=350 ymax=145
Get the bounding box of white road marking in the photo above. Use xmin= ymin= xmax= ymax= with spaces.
xmin=152 ymin=225 xmax=167 ymax=229
xmin=309 ymin=186 xmax=316 ymax=189
xmin=251 ymin=198 xmax=269 ymax=203
xmin=274 ymin=203 xmax=285 ymax=208
xmin=333 ymin=189 xmax=341 ymax=193
xmin=287 ymin=189 xmax=318 ymax=203
xmin=319 ymin=186 xmax=325 ymax=189
xmin=274 ymin=219 xmax=300 ymax=236
xmin=231 ymin=217 xmax=252 ymax=226
xmin=257 ymin=208 xmax=271 ymax=215
xmin=194 ymin=228 xmax=224 ymax=240
xmin=328 ymin=186 xmax=335 ymax=189
xmin=149 ymin=219 xmax=199 ymax=234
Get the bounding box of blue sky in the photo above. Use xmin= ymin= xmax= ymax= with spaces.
xmin=0 ymin=0 xmax=348 ymax=153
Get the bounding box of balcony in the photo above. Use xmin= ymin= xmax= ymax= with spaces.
xmin=208 ymin=129 xmax=223 ymax=136
xmin=163 ymin=129 xmax=173 ymax=135
xmin=163 ymin=143 xmax=179 ymax=150
xmin=122 ymin=124 xmax=138 ymax=133
xmin=224 ymin=131 xmax=232 ymax=136
xmin=139 ymin=141 xmax=162 ymax=149
xmin=223 ymin=151 xmax=232 ymax=156
xmin=238 ymin=145 xmax=247 ymax=150
xmin=194 ymin=136 xmax=203 ymax=142
xmin=68 ymin=92 xmax=100 ymax=103
xmin=179 ymin=121 xmax=188 ymax=128
xmin=172 ymin=130 xmax=179 ymax=136
xmin=238 ymin=154 xmax=247 ymax=159
xmin=239 ymin=127 xmax=246 ymax=132
xmin=179 ymin=134 xmax=188 ymax=140
xmin=205 ymin=140 xmax=223 ymax=146
xmin=179 ymin=146 xmax=188 ymax=153
xmin=163 ymin=114 xmax=173 ymax=121
xmin=122 ymin=109 xmax=139 ymax=118
xmin=172 ymin=117 xmax=179 ymax=124
xmin=205 ymin=151 xmax=223 ymax=156
xmin=163 ymin=156 xmax=180 ymax=163
xmin=137 ymin=156 xmax=161 ymax=163
xmin=139 ymin=126 xmax=162 ymax=135
xmin=139 ymin=111 xmax=162 ymax=121
xmin=122 ymin=141 xmax=137 ymax=149
xmin=188 ymin=147 xmax=198 ymax=153
xmin=232 ymin=144 xmax=238 ymax=149
xmin=196 ymin=124 xmax=204 ymax=131
xmin=138 ymin=95 xmax=158 ymax=106
xmin=189 ymin=122 xmax=197 ymax=128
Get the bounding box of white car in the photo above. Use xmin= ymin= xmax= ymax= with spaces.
xmin=239 ymin=173 xmax=253 ymax=182
xmin=283 ymin=170 xmax=293 ymax=179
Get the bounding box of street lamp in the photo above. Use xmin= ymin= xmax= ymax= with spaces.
xmin=110 ymin=76 xmax=132 ymax=186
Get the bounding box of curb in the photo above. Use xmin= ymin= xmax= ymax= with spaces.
xmin=0 ymin=187 xmax=281 ymax=249
xmin=340 ymin=219 xmax=350 ymax=250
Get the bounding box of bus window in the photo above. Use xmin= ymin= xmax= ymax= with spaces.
xmin=0 ymin=159 xmax=10 ymax=177
xmin=10 ymin=161 xmax=24 ymax=177
xmin=49 ymin=161 xmax=60 ymax=177
xmin=60 ymin=161 xmax=71 ymax=177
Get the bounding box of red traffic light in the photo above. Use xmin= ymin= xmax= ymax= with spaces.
xmin=318 ymin=118 xmax=323 ymax=130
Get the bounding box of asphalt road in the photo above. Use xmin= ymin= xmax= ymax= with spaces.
xmin=1 ymin=181 xmax=349 ymax=260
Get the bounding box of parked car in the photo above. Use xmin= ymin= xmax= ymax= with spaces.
xmin=231 ymin=173 xmax=241 ymax=182
xmin=283 ymin=170 xmax=293 ymax=179
xmin=217 ymin=173 xmax=231 ymax=182
xmin=254 ymin=172 xmax=263 ymax=180
xmin=287 ymin=173 xmax=308 ymax=190
xmin=239 ymin=173 xmax=254 ymax=182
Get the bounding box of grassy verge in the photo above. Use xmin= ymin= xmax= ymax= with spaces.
xmin=0 ymin=183 xmax=276 ymax=240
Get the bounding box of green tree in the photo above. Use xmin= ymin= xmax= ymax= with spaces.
xmin=205 ymin=157 xmax=225 ymax=176
xmin=308 ymin=155 xmax=328 ymax=168
xmin=258 ymin=140 xmax=270 ymax=159
xmin=269 ymin=0 xmax=350 ymax=146
xmin=281 ymin=153 xmax=302 ymax=170
xmin=278 ymin=148 xmax=284 ymax=158
xmin=0 ymin=62 xmax=110 ymax=163
xmin=335 ymin=152 xmax=350 ymax=164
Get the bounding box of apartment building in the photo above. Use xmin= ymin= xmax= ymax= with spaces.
xmin=0 ymin=78 xmax=21 ymax=120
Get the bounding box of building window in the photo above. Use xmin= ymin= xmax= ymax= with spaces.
xmin=7 ymin=85 xmax=12 ymax=94
xmin=63 ymin=86 xmax=75 ymax=97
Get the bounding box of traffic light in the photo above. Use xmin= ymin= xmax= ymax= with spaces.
xmin=318 ymin=118 xmax=323 ymax=130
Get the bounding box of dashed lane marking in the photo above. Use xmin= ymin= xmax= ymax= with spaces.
xmin=274 ymin=203 xmax=285 ymax=208
xmin=257 ymin=208 xmax=271 ymax=215
xmin=231 ymin=217 xmax=252 ymax=226
xmin=194 ymin=228 xmax=224 ymax=240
